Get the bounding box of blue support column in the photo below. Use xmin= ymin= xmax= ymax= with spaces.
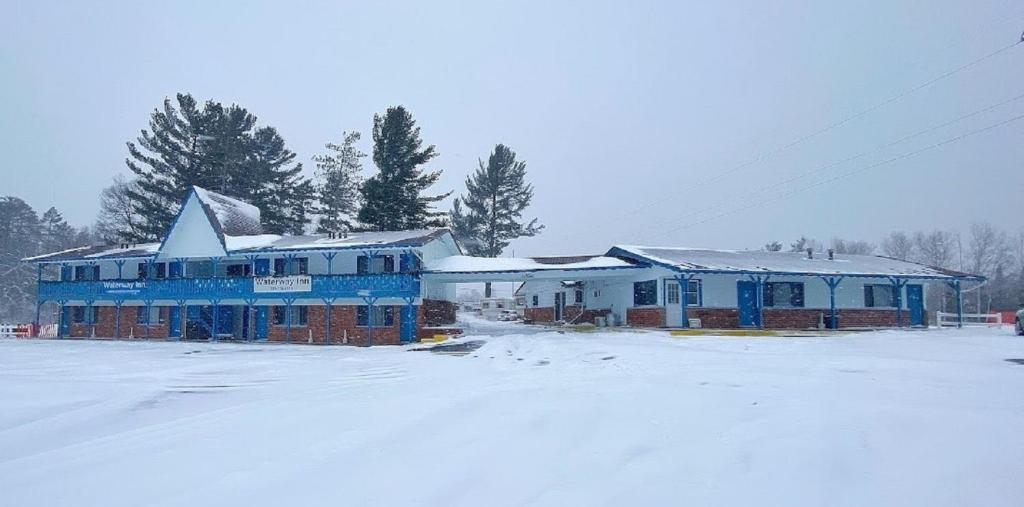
xmin=114 ymin=259 xmax=126 ymax=279
xmin=244 ymin=298 xmax=257 ymax=342
xmin=948 ymin=279 xmax=964 ymax=328
xmin=211 ymin=257 xmax=221 ymax=278
xmin=322 ymin=252 xmax=337 ymax=275
xmin=889 ymin=277 xmax=907 ymax=328
xmin=245 ymin=255 xmax=259 ymax=278
xmin=401 ymin=296 xmax=417 ymax=343
xmin=143 ymin=300 xmax=153 ymax=339
xmin=114 ymin=300 xmax=123 ymax=339
xmin=211 ymin=299 xmax=220 ymax=342
xmin=177 ymin=299 xmax=187 ymax=340
xmin=820 ymin=276 xmax=843 ymax=330
xmin=284 ymin=297 xmax=295 ymax=343
xmin=286 ymin=254 xmax=295 ymax=275
xmin=85 ymin=300 xmax=95 ymax=338
xmin=322 ymin=298 xmax=335 ymax=344
xmin=37 ymin=263 xmax=42 ymax=282
xmin=58 ymin=301 xmax=67 ymax=338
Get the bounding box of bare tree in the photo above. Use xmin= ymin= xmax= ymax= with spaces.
xmin=913 ymin=230 xmax=957 ymax=269
xmin=966 ymin=222 xmax=1010 ymax=277
xmin=95 ymin=175 xmax=145 ymax=244
xmin=830 ymin=238 xmax=875 ymax=255
xmin=881 ymin=231 xmax=914 ymax=261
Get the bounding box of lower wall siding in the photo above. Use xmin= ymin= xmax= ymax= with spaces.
xmin=627 ymin=307 xmax=665 ymax=327
xmin=63 ymin=299 xmax=459 ymax=346
xmin=525 ymin=306 xmax=611 ymax=324
xmin=526 ymin=306 xmax=920 ymax=330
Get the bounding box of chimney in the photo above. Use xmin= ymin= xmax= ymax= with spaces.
xmin=806 ymin=248 xmax=813 ymax=260
xmin=828 ymin=249 xmax=835 ymax=260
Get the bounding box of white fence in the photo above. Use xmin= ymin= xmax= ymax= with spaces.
xmin=936 ymin=311 xmax=1003 ymax=327
xmin=0 ymin=324 xmax=32 ymax=338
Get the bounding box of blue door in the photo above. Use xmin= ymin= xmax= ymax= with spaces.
xmin=254 ymin=307 xmax=268 ymax=340
xmin=168 ymin=306 xmax=181 ymax=338
xmin=737 ymin=281 xmax=760 ymax=327
xmin=907 ymin=284 xmax=925 ymax=327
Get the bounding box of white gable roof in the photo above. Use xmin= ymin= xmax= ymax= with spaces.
xmin=156 ymin=191 xmax=228 ymax=260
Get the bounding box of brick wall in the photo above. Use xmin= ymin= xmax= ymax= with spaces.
xmin=422 ymin=299 xmax=457 ymax=326
xmin=688 ymin=308 xmax=740 ymax=329
xmin=267 ymin=305 xmax=403 ymax=346
xmin=524 ymin=307 xmax=555 ymax=323
xmin=626 ymin=307 xmax=665 ymax=327
xmin=69 ymin=306 xmax=169 ymax=339
xmin=564 ymin=305 xmax=612 ymax=324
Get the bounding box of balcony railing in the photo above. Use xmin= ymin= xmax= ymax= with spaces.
xmin=37 ymin=274 xmax=420 ymax=303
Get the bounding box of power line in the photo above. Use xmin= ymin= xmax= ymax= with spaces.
xmin=635 ymin=90 xmax=1024 ymax=238
xmin=570 ymin=35 xmax=1023 ymax=238
xmin=645 ymin=111 xmax=1024 ymax=240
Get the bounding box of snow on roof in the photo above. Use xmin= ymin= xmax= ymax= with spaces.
xmin=192 ymin=186 xmax=262 ymax=237
xmin=425 ymin=254 xmax=636 ymax=273
xmin=225 ymin=229 xmax=447 ymax=253
xmin=22 ymin=243 xmax=162 ymax=263
xmin=611 ymin=245 xmax=975 ymax=279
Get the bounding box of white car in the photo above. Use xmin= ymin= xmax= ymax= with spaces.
xmin=1017 ymin=309 xmax=1024 ymax=336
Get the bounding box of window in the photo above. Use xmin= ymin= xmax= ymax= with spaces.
xmin=274 ymin=257 xmax=309 ymax=276
xmin=187 ymin=261 xmax=213 ymax=278
xmin=136 ymin=306 xmax=166 ymax=325
xmin=633 ymin=280 xmax=658 ymax=306
xmin=272 ymin=305 xmax=309 ymax=326
xmin=864 ymin=284 xmax=896 ymax=308
xmin=574 ymin=290 xmax=584 ymax=304
xmin=226 ymin=263 xmax=252 ymax=277
xmin=357 ymin=255 xmax=395 ymax=274
xmin=532 ymin=295 xmax=539 ymax=306
xmin=764 ymin=282 xmax=804 ymax=308
xmin=357 ymin=306 xmax=395 ymax=326
xmin=685 ymin=280 xmax=701 ymax=306
xmin=666 ymin=282 xmax=680 ymax=305
xmin=71 ymin=306 xmax=98 ymax=324
xmin=74 ymin=265 xmax=100 ymax=281
xmin=136 ymin=262 xmax=165 ymax=279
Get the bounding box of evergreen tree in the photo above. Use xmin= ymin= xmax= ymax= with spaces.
xmin=763 ymin=241 xmax=783 ymax=252
xmin=126 ymin=93 xmax=312 ymax=238
xmin=39 ymin=207 xmax=76 ymax=253
xmin=0 ymin=197 xmax=41 ymax=323
xmin=450 ymin=144 xmax=543 ymax=296
xmin=241 ymin=126 xmax=313 ymax=235
xmin=358 ymin=106 xmax=450 ymax=230
xmin=313 ymin=131 xmax=365 ymax=233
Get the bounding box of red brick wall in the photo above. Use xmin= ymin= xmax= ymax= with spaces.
xmin=627 ymin=307 xmax=665 ymax=327
xmin=524 ymin=307 xmax=555 ymax=323
xmin=422 ymin=299 xmax=457 ymax=326
xmin=564 ymin=305 xmax=612 ymax=324
xmin=70 ymin=306 xmax=169 ymax=339
xmin=837 ymin=309 xmax=913 ymax=328
xmin=266 ymin=305 xmax=403 ymax=346
xmin=688 ymin=308 xmax=740 ymax=329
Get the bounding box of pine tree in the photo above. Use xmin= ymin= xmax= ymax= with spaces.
xmin=241 ymin=126 xmax=312 ymax=235
xmin=39 ymin=207 xmax=77 ymax=253
xmin=0 ymin=197 xmax=41 ymax=323
xmin=125 ymin=93 xmax=311 ymax=238
xmin=313 ymin=131 xmax=365 ymax=233
xmin=450 ymin=144 xmax=543 ymax=296
xmin=358 ymin=106 xmax=450 ymax=230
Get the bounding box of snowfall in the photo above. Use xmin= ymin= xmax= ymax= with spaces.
xmin=1 ymin=317 xmax=1023 ymax=507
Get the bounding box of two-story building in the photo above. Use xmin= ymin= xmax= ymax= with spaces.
xmin=26 ymin=186 xmax=460 ymax=345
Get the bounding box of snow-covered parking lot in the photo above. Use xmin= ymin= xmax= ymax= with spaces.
xmin=2 ymin=323 xmax=1023 ymax=507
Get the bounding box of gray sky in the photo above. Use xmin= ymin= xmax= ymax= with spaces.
xmin=3 ymin=0 xmax=1022 ymax=256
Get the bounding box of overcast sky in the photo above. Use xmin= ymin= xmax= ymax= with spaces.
xmin=2 ymin=1 xmax=1022 ymax=256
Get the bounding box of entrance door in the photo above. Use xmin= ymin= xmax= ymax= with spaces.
xmin=554 ymin=292 xmax=565 ymax=321
xmin=168 ymin=306 xmax=181 ymax=338
xmin=907 ymin=284 xmax=925 ymax=327
xmin=59 ymin=306 xmax=70 ymax=336
xmin=737 ymin=281 xmax=760 ymax=327
xmin=665 ymin=279 xmax=683 ymax=327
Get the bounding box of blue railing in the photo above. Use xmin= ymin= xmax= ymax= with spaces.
xmin=38 ymin=274 xmax=420 ymax=303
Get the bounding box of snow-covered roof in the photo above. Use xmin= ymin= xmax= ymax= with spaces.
xmin=24 ymin=230 xmax=450 ymax=263
xmin=424 ymin=254 xmax=637 ymax=273
xmin=192 ymin=186 xmax=262 ymax=237
xmin=609 ymin=245 xmax=978 ymax=279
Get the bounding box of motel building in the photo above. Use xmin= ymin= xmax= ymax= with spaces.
xmin=25 ymin=187 xmax=983 ymax=345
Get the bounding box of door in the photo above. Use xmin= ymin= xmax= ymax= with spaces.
xmin=907 ymin=284 xmax=925 ymax=327
xmin=254 ymin=259 xmax=270 ymax=276
xmin=665 ymin=279 xmax=683 ymax=327
xmin=254 ymin=307 xmax=268 ymax=340
xmin=59 ymin=306 xmax=70 ymax=336
xmin=554 ymin=292 xmax=565 ymax=321
xmin=737 ymin=281 xmax=760 ymax=327
xmin=168 ymin=306 xmax=181 ymax=338
xmin=400 ymin=305 xmax=417 ymax=343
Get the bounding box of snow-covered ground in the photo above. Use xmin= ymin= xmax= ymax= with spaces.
xmin=2 ymin=320 xmax=1023 ymax=507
